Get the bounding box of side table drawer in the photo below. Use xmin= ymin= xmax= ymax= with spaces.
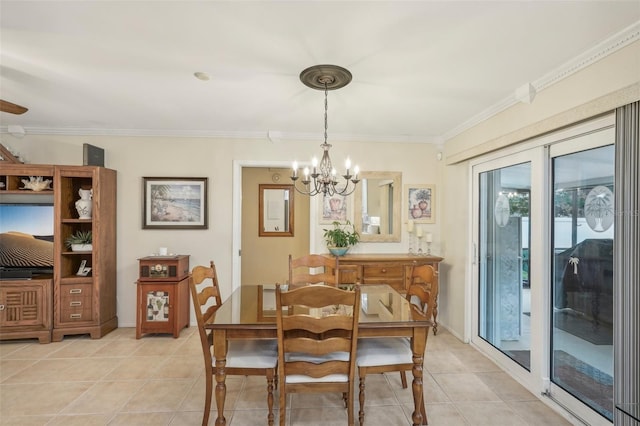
xmin=60 ymin=284 xmax=93 ymax=322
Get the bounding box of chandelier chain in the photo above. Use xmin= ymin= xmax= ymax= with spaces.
xmin=324 ymin=83 xmax=328 ymax=145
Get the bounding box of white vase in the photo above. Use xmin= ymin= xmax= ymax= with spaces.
xmin=75 ymin=188 xmax=93 ymax=219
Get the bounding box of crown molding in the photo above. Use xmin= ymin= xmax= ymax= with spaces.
xmin=0 ymin=126 xmax=441 ymax=144
xmin=442 ymin=20 xmax=640 ymax=142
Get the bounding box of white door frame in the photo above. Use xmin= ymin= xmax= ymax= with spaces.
xmin=231 ymin=160 xmax=317 ymax=291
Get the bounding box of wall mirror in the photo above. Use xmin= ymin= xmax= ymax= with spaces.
xmin=259 ymin=184 xmax=294 ymax=237
xmin=354 ymin=171 xmax=402 ymax=242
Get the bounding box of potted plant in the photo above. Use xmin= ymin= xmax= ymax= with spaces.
xmin=323 ymin=220 xmax=359 ymax=256
xmin=65 ymin=230 xmax=93 ymax=252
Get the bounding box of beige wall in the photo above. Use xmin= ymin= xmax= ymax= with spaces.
xmin=1 ymin=136 xmax=441 ymax=327
xmin=241 ymin=167 xmax=309 ymax=286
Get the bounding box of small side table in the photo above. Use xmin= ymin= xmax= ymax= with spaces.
xmin=136 ymin=255 xmax=190 ymax=339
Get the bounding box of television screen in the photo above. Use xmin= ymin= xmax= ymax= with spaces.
xmin=0 ymin=204 xmax=54 ymax=275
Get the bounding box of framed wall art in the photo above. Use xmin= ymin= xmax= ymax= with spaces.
xmin=143 ymin=177 xmax=208 ymax=229
xmin=405 ymin=184 xmax=435 ymax=224
xmin=319 ymin=192 xmax=350 ymax=224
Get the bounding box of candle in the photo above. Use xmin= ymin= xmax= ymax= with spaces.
xmin=416 ymin=227 xmax=423 ymax=237
xmin=407 ymin=220 xmax=414 ymax=233
xmin=354 ymin=165 xmax=359 ymax=179
xmin=292 ymin=161 xmax=298 ymax=177
xmin=426 ymin=232 xmax=433 ymax=243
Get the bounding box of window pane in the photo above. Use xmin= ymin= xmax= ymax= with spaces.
xmin=479 ymin=162 xmax=531 ymax=369
xmin=551 ymin=145 xmax=614 ymax=420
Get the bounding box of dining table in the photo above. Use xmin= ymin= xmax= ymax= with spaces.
xmin=205 ymin=284 xmax=432 ymax=426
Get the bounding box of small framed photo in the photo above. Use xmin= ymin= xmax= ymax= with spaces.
xmin=319 ymin=192 xmax=350 ymax=224
xmin=405 ymin=184 xmax=435 ymax=224
xmin=143 ymin=177 xmax=208 ymax=229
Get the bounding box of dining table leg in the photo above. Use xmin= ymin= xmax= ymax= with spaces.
xmin=213 ymin=330 xmax=228 ymax=426
xmin=411 ymin=327 xmax=428 ymax=426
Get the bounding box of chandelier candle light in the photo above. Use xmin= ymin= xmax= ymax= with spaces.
xmin=291 ymin=65 xmax=360 ymax=196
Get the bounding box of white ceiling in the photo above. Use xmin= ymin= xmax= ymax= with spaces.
xmin=1 ymin=1 xmax=638 ymax=144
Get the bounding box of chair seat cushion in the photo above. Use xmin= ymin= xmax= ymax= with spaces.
xmin=286 ymin=373 xmax=348 ymax=384
xmin=214 ymin=339 xmax=278 ymax=369
xmin=357 ymin=337 xmax=412 ymax=367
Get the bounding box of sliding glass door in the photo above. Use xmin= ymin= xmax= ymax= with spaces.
xmin=472 ymin=115 xmax=615 ymax=425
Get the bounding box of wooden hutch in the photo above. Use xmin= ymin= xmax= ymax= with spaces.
xmin=0 ymin=163 xmax=117 ymax=343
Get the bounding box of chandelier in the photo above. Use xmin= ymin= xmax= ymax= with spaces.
xmin=291 ymin=65 xmax=360 ymax=197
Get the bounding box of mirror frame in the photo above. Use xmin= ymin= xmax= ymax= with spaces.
xmin=354 ymin=171 xmax=402 ymax=242
xmin=259 ymin=184 xmax=294 ymax=237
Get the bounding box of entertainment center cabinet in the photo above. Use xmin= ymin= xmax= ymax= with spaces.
xmin=0 ymin=164 xmax=117 ymax=343
xmin=0 ymin=277 xmax=52 ymax=344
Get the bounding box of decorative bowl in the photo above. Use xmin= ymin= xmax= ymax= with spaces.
xmin=328 ymin=247 xmax=349 ymax=257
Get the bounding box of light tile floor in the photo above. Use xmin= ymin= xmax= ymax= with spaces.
xmin=0 ymin=327 xmax=573 ymax=425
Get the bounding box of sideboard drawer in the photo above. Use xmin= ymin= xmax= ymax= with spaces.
xmin=59 ymin=284 xmax=93 ymax=323
xmin=362 ymin=265 xmax=404 ymax=291
xmin=363 ymin=265 xmax=403 ymax=280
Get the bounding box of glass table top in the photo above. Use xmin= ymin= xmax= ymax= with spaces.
xmin=212 ymin=284 xmax=416 ymax=326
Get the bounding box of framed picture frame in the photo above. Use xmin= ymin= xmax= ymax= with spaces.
xmin=405 ymin=184 xmax=435 ymax=224
xmin=259 ymin=184 xmax=294 ymax=237
xmin=319 ymin=192 xmax=350 ymax=224
xmin=143 ymin=177 xmax=208 ymax=229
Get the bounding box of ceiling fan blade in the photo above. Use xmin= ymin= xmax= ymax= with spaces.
xmin=0 ymin=100 xmax=28 ymax=115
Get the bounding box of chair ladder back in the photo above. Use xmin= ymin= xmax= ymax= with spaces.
xmin=288 ymin=254 xmax=340 ymax=286
xmin=409 ymin=264 xmax=438 ymax=295
xmin=406 ymin=284 xmax=436 ymax=320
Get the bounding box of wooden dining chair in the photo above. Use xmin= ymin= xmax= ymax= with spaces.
xmin=394 ymin=264 xmax=440 ymax=388
xmin=288 ymin=253 xmax=339 ymax=286
xmin=356 ymin=281 xmax=435 ymax=425
xmin=189 ymin=261 xmax=278 ymax=426
xmin=409 ymin=264 xmax=440 ymax=335
xmin=275 ymin=283 xmax=361 ymax=426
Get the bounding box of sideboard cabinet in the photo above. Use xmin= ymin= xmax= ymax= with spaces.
xmin=326 ymin=253 xmax=443 ymax=293
xmin=326 ymin=253 xmax=444 ymax=332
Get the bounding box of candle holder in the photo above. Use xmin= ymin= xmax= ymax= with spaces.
xmin=426 ymin=241 xmax=432 ymax=255
xmin=407 ymin=231 xmax=414 ymax=255
xmin=417 ymin=235 xmax=424 ymax=255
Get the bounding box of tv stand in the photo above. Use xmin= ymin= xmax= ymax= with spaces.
xmin=0 ymin=270 xmax=33 ymax=280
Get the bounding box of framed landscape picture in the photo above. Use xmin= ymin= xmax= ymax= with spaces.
xmin=405 ymin=184 xmax=435 ymax=224
xmin=143 ymin=177 xmax=208 ymax=229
